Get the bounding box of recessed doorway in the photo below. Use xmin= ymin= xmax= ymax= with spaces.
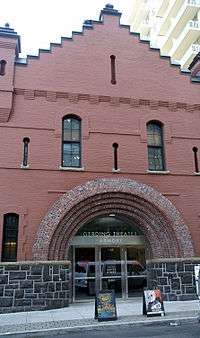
xmin=70 ymin=215 xmax=146 ymax=302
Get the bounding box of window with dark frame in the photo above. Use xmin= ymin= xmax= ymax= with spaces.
xmin=192 ymin=146 xmax=199 ymax=173
xmin=0 ymin=60 xmax=7 ymax=76
xmin=22 ymin=137 xmax=30 ymax=167
xmin=110 ymin=55 xmax=116 ymax=84
xmin=112 ymin=143 xmax=119 ymax=170
xmin=62 ymin=116 xmax=81 ymax=167
xmin=147 ymin=121 xmax=165 ymax=171
xmin=1 ymin=213 xmax=19 ymax=262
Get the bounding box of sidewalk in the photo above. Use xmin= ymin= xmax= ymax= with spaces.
xmin=0 ymin=298 xmax=199 ymax=336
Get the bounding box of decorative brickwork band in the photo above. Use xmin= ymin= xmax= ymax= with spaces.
xmin=14 ymin=89 xmax=200 ymax=113
xmin=33 ymin=178 xmax=194 ymax=261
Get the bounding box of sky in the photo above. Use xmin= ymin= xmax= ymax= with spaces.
xmin=1 ymin=0 xmax=133 ymax=58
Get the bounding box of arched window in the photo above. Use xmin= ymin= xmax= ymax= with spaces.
xmin=147 ymin=121 xmax=165 ymax=171
xmin=62 ymin=115 xmax=81 ymax=167
xmin=1 ymin=213 xmax=19 ymax=262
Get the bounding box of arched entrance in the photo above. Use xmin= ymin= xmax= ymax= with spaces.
xmin=33 ymin=178 xmax=194 ymax=260
xmin=33 ymin=178 xmax=194 ymax=300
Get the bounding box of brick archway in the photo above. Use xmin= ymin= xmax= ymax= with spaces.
xmin=33 ymin=178 xmax=194 ymax=260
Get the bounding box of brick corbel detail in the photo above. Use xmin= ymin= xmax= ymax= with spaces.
xmin=46 ymin=91 xmax=57 ymax=102
xmin=68 ymin=93 xmax=78 ymax=103
xmin=14 ymin=89 xmax=200 ymax=113
xmin=24 ymin=89 xmax=35 ymax=100
xmin=130 ymin=98 xmax=140 ymax=107
xmin=110 ymin=97 xmax=120 ymax=106
xmin=89 ymin=95 xmax=99 ymax=104
xmin=149 ymin=100 xmax=159 ymax=110
xmin=186 ymin=104 xmax=200 ymax=113
xmin=168 ymin=102 xmax=178 ymax=112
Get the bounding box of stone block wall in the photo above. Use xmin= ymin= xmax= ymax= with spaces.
xmin=147 ymin=258 xmax=200 ymax=301
xmin=0 ymin=261 xmax=70 ymax=313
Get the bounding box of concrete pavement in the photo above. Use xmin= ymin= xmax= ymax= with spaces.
xmin=0 ymin=298 xmax=199 ymax=336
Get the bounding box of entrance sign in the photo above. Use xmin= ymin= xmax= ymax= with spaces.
xmin=143 ymin=289 xmax=165 ymax=317
xmin=95 ymin=290 xmax=117 ymax=321
xmin=71 ymin=235 xmax=144 ymax=246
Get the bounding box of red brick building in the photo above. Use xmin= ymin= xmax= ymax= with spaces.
xmin=0 ymin=5 xmax=200 ymax=311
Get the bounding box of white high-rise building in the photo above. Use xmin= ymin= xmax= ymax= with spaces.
xmin=129 ymin=0 xmax=200 ymax=71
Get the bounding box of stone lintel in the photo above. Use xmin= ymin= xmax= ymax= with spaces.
xmin=0 ymin=260 xmax=71 ymax=266
xmin=147 ymin=257 xmax=200 ymax=264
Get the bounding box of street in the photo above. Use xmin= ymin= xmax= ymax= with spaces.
xmin=7 ymin=322 xmax=200 ymax=338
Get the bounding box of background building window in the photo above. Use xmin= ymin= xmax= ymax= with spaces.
xmin=62 ymin=116 xmax=81 ymax=167
xmin=147 ymin=121 xmax=165 ymax=171
xmin=1 ymin=213 xmax=19 ymax=262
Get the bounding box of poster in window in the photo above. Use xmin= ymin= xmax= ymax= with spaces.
xmin=95 ymin=290 xmax=117 ymax=321
xmin=143 ymin=289 xmax=165 ymax=317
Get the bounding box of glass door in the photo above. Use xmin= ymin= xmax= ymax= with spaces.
xmin=126 ymin=247 xmax=146 ymax=298
xmin=100 ymin=247 xmax=123 ymax=298
xmin=73 ymin=247 xmax=96 ymax=300
xmin=72 ymin=245 xmax=146 ymax=301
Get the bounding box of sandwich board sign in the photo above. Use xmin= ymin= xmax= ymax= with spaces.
xmin=95 ymin=290 xmax=117 ymax=321
xmin=194 ymin=265 xmax=200 ymax=297
xmin=143 ymin=289 xmax=165 ymax=317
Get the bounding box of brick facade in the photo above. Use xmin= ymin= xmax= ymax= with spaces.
xmin=0 ymin=5 xmax=200 ymax=309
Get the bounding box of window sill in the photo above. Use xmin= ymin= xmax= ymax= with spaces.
xmin=20 ymin=164 xmax=30 ymax=169
xmin=194 ymin=172 xmax=200 ymax=175
xmin=59 ymin=166 xmax=85 ymax=171
xmin=147 ymin=170 xmax=170 ymax=175
xmin=112 ymin=168 xmax=121 ymax=173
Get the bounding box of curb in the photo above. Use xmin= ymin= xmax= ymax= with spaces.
xmin=0 ymin=315 xmax=199 ymax=337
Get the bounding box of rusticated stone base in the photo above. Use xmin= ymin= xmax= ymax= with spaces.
xmin=0 ymin=261 xmax=70 ymax=313
xmin=147 ymin=258 xmax=200 ymax=301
